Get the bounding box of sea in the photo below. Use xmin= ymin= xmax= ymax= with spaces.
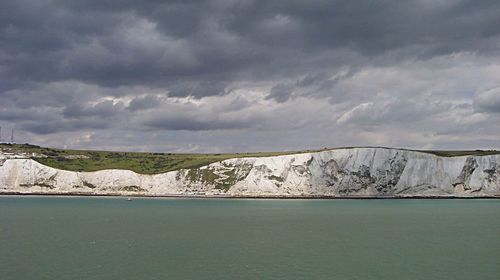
xmin=0 ymin=196 xmax=499 ymax=280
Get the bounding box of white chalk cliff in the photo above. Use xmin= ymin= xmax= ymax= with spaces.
xmin=1 ymin=148 xmax=499 ymax=197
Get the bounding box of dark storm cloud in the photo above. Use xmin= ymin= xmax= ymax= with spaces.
xmin=144 ymin=116 xmax=254 ymax=131
xmin=265 ymin=84 xmax=294 ymax=103
xmin=2 ymin=0 xmax=500 ymax=92
xmin=167 ymin=81 xmax=232 ymax=99
xmin=0 ymin=104 xmax=111 ymax=134
xmin=1 ymin=0 xmax=499 ymax=150
xmin=20 ymin=119 xmax=109 ymax=135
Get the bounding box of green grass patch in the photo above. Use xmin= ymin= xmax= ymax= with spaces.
xmin=1 ymin=143 xmax=309 ymax=174
xmin=420 ymin=150 xmax=500 ymax=157
xmin=1 ymin=143 xmax=499 ymax=175
xmin=183 ymin=164 xmax=253 ymax=191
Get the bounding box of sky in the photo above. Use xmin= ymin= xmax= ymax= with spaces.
xmin=1 ymin=0 xmax=499 ymax=153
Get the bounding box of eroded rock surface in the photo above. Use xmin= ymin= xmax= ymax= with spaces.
xmin=1 ymin=148 xmax=499 ymax=197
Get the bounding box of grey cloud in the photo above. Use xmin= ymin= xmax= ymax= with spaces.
xmin=167 ymin=81 xmax=231 ymax=99
xmin=265 ymin=69 xmax=358 ymax=103
xmin=223 ymin=0 xmax=500 ymax=55
xmin=0 ymin=107 xmax=48 ymax=122
xmin=128 ymin=95 xmax=164 ymax=111
xmin=265 ymin=84 xmax=294 ymax=103
xmin=335 ymin=99 xmax=452 ymax=127
xmin=62 ymin=100 xmax=125 ymax=118
xmin=144 ymin=116 xmax=254 ymax=131
xmin=0 ymin=105 xmax=111 ymax=134
xmin=2 ymin=0 xmax=499 ymax=92
xmin=0 ymin=82 xmax=101 ymax=110
xmin=474 ymin=87 xmax=500 ymax=113
xmin=1 ymin=0 xmax=500 ymax=151
xmin=20 ymin=119 xmax=108 ymax=135
xmin=137 ymin=96 xmax=264 ymax=132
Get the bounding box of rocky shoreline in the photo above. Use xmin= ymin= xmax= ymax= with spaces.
xmin=1 ymin=192 xmax=499 ymax=199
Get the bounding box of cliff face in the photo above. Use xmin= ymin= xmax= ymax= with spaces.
xmin=1 ymin=148 xmax=499 ymax=197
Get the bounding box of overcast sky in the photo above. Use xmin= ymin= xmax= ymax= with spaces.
xmin=1 ymin=0 xmax=499 ymax=152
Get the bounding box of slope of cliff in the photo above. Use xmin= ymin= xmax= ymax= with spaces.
xmin=1 ymin=146 xmax=499 ymax=197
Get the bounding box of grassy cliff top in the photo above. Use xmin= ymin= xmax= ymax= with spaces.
xmin=0 ymin=143 xmax=313 ymax=174
xmin=1 ymin=143 xmax=499 ymax=174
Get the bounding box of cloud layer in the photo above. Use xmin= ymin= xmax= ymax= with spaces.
xmin=1 ymin=0 xmax=499 ymax=152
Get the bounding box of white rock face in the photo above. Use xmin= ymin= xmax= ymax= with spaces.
xmin=1 ymin=148 xmax=499 ymax=197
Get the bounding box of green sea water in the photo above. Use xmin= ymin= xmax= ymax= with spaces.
xmin=0 ymin=197 xmax=499 ymax=280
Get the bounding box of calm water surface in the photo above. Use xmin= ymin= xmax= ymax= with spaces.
xmin=0 ymin=197 xmax=499 ymax=280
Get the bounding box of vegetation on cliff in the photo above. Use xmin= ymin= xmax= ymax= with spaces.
xmin=0 ymin=143 xmax=310 ymax=174
xmin=1 ymin=143 xmax=498 ymax=175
